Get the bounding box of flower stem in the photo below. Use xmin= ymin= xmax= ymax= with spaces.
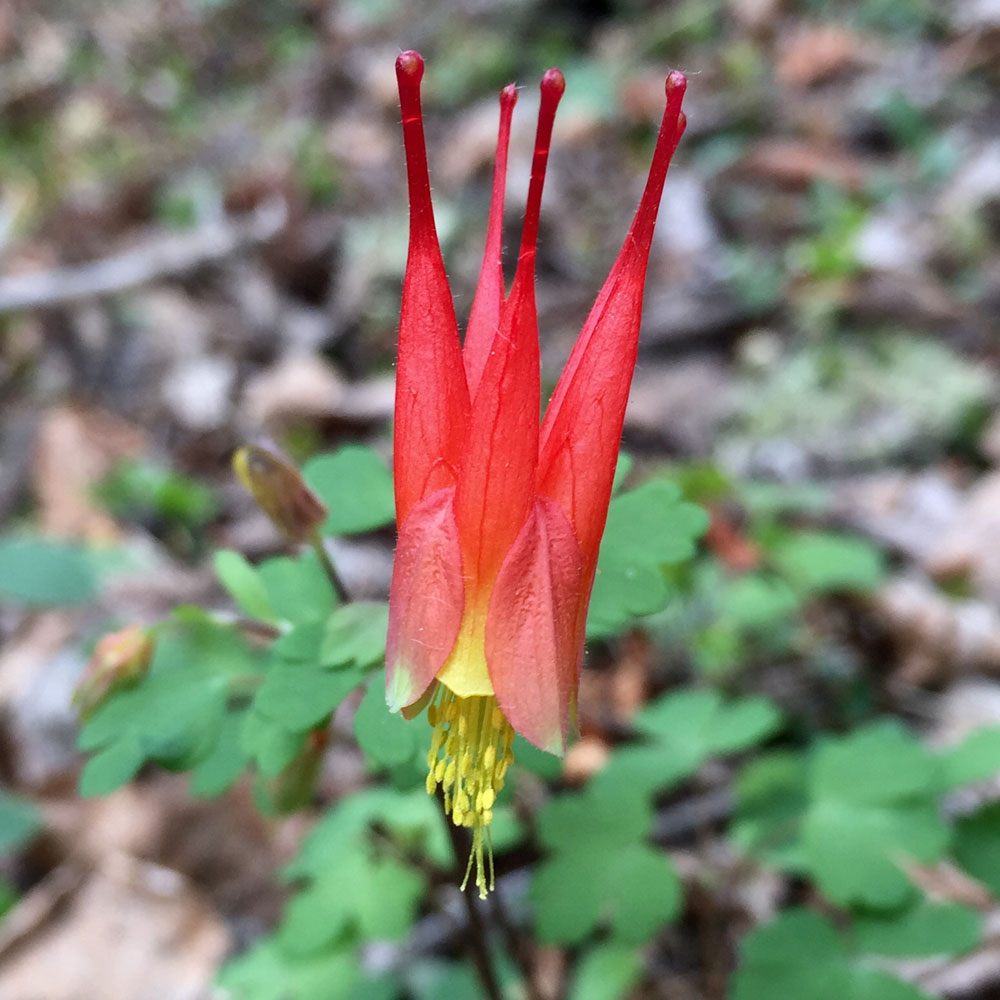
xmin=437 ymin=787 xmax=504 ymax=1000
xmin=310 ymin=531 xmax=349 ymax=603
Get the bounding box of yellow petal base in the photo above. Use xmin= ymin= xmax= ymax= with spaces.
xmin=425 ymin=684 xmax=515 ymax=898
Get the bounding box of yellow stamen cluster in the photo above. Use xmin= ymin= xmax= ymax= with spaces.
xmin=425 ymin=685 xmax=515 ymax=898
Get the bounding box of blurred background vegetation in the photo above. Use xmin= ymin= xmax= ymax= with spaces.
xmin=3 ymin=0 xmax=1000 ymax=997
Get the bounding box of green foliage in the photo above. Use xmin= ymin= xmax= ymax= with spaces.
xmin=734 ymin=720 xmax=958 ymax=909
xmin=665 ymin=477 xmax=889 ymax=678
xmin=0 ymin=790 xmax=42 ymax=854
xmin=218 ymin=939 xmax=362 ymax=1000
xmin=731 ymin=908 xmax=935 ymax=1000
xmin=726 ymin=334 xmax=994 ymax=468
xmin=78 ymin=619 xmax=261 ymax=797
xmin=802 ymin=722 xmax=949 ymax=908
xmin=588 ymin=478 xmax=709 ymax=638
xmin=76 ymin=436 xmax=980 ymax=1000
xmin=570 ymin=943 xmax=643 ymax=1000
xmin=354 ymin=670 xmax=423 ymax=769
xmin=936 ymin=725 xmax=1000 ymax=789
xmin=533 ymin=782 xmax=681 ymax=945
xmin=953 ymin=802 xmax=1000 ymax=896
xmin=243 ymin=602 xmax=388 ymax=802
xmin=591 ymin=689 xmax=782 ymax=798
xmin=771 ymin=530 xmax=885 ymax=594
xmin=0 ymin=537 xmax=98 ymax=606
xmin=534 ymin=690 xmax=779 ymax=946
xmin=852 ymin=902 xmax=981 ymax=957
xmin=0 ymin=879 xmax=17 ymax=920
xmin=304 ymin=444 xmax=395 ymax=536
xmin=96 ymin=459 xmax=217 ymax=530
xmin=219 ymin=788 xmax=446 ymax=1000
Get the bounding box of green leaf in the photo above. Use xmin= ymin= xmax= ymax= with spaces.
xmin=320 ymin=602 xmax=389 ymax=669
xmin=304 ymin=445 xmax=395 ymax=536
xmin=241 ymin=709 xmax=309 ymax=778
xmin=702 ymin=695 xmax=783 ymax=755
xmin=607 ymin=845 xmax=682 ymax=943
xmin=588 ymin=479 xmax=708 ymax=637
xmin=190 ymin=710 xmax=249 ymax=797
xmin=279 ymin=851 xmax=424 ymax=953
xmin=771 ymin=531 xmax=885 ymax=594
xmin=409 ymin=961 xmax=484 ymax=1000
xmin=801 ymin=799 xmax=947 ymax=908
xmin=732 ymin=909 xmax=850 ymax=1000
xmin=253 ymin=658 xmax=363 ymax=732
xmin=214 ymin=550 xmax=273 ymax=621
xmin=721 ymin=573 xmax=800 ymax=630
xmin=537 ymin=783 xmax=650 ymax=854
xmin=0 ymin=537 xmax=97 ymax=606
xmin=533 ymin=786 xmax=680 ymax=945
xmin=954 ymin=802 xmax=1000 ymax=895
xmin=218 ymin=939 xmax=361 ymax=1000
xmin=570 ymin=944 xmax=642 ymax=1000
xmin=0 ymin=791 xmax=42 ymax=854
xmin=272 ymin=621 xmax=326 ymax=661
xmin=588 ymin=744 xmax=697 ymax=799
xmin=850 ymin=970 xmax=934 ymax=1000
xmin=590 ymin=691 xmax=781 ymax=800
xmin=285 ymin=787 xmax=447 ymax=880
xmin=0 ymin=879 xmax=16 ymax=919
xmin=799 ymin=722 xmax=949 ymax=906
xmin=533 ymin=844 xmax=615 ymax=944
xmin=343 ymin=975 xmax=401 ymax=1000
xmin=593 ymin=690 xmax=781 ymax=798
xmin=268 ymin=789 xmax=438 ymax=957
xmin=731 ymin=751 xmax=809 ymax=870
xmin=809 ymin=721 xmax=936 ymax=805
xmin=852 ymin=902 xmax=981 ymax=957
xmin=79 ymin=735 xmax=146 ymax=797
xmin=732 ymin=909 xmax=936 ymax=1000
xmin=258 ymin=549 xmax=336 ymax=625
xmin=354 ymin=673 xmax=422 ymax=769
xmin=79 ymin=622 xmax=257 ymax=796
xmin=937 ymin=727 xmax=1000 ymax=790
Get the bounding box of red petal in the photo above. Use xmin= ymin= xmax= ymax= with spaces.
xmin=486 ymin=496 xmax=583 ymax=754
xmin=454 ymin=71 xmax=564 ymax=592
xmin=386 ymin=486 xmax=464 ymax=712
xmin=394 ymin=52 xmax=470 ymax=525
xmin=463 ymin=84 xmax=517 ymax=399
xmin=538 ymin=72 xmax=687 ymax=574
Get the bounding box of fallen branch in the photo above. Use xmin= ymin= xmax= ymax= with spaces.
xmin=0 ymin=198 xmax=287 ymax=314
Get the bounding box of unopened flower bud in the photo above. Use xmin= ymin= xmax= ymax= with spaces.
xmin=74 ymin=624 xmax=155 ymax=719
xmin=233 ymin=440 xmax=328 ymax=543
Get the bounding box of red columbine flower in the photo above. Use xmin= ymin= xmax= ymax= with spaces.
xmin=386 ymin=51 xmax=686 ymax=896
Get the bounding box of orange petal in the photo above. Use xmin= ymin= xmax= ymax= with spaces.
xmin=538 ymin=72 xmax=687 ymax=575
xmin=454 ymin=70 xmax=564 ymax=590
xmin=486 ymin=496 xmax=583 ymax=754
xmin=395 ymin=52 xmax=470 ymax=524
xmin=386 ymin=486 xmax=464 ymax=712
xmin=464 ymin=83 xmax=517 ymax=399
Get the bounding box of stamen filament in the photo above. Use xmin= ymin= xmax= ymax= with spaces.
xmin=425 ymin=683 xmax=515 ymax=898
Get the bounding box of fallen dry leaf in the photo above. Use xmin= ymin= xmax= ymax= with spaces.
xmin=776 ymin=24 xmax=863 ymax=88
xmin=0 ymin=855 xmax=229 ymax=1000
xmin=32 ymin=404 xmax=146 ymax=542
xmin=734 ymin=140 xmax=866 ymax=191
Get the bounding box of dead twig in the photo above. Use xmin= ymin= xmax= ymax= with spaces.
xmin=0 ymin=198 xmax=287 ymax=314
